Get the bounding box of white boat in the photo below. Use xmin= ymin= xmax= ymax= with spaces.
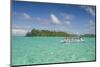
xmin=60 ymin=37 xmax=84 ymax=43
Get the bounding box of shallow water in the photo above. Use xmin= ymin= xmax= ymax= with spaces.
xmin=12 ymin=36 xmax=96 ymax=65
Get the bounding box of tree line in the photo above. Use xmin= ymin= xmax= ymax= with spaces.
xmin=26 ymin=29 xmax=95 ymax=37
xmin=26 ymin=29 xmax=70 ymax=37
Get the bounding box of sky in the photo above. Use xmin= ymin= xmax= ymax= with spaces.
xmin=12 ymin=1 xmax=96 ymax=36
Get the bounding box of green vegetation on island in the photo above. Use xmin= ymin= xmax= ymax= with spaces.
xmin=26 ymin=29 xmax=95 ymax=37
xmin=26 ymin=29 xmax=70 ymax=37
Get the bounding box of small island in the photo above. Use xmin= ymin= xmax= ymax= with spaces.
xmin=26 ymin=29 xmax=70 ymax=37
xmin=26 ymin=29 xmax=95 ymax=37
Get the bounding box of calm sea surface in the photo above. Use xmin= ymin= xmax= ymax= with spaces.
xmin=12 ymin=36 xmax=96 ymax=65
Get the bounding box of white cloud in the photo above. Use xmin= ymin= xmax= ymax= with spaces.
xmin=89 ymin=20 xmax=95 ymax=29
xmin=32 ymin=17 xmax=51 ymax=24
xmin=13 ymin=12 xmax=32 ymax=20
xmin=12 ymin=28 xmax=28 ymax=36
xmin=80 ymin=6 xmax=95 ymax=17
xmin=22 ymin=13 xmax=31 ymax=19
xmin=84 ymin=20 xmax=95 ymax=34
xmin=60 ymin=13 xmax=73 ymax=20
xmin=50 ymin=14 xmax=61 ymax=24
xmin=65 ymin=16 xmax=71 ymax=20
xmin=60 ymin=13 xmax=74 ymax=26
xmin=86 ymin=7 xmax=95 ymax=16
xmin=14 ymin=12 xmax=51 ymax=25
xmin=65 ymin=21 xmax=71 ymax=25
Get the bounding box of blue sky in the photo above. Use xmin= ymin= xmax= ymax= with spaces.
xmin=12 ymin=1 xmax=96 ymax=36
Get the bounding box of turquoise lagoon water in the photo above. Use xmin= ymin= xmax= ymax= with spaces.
xmin=12 ymin=36 xmax=96 ymax=65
